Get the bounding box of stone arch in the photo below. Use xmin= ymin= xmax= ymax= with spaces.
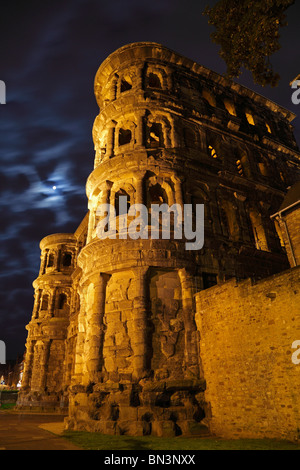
xmin=89 ymin=181 xmax=114 ymax=241
xmin=245 ymin=108 xmax=256 ymax=126
xmin=202 ymin=88 xmax=216 ymax=107
xmin=118 ymin=128 xmax=132 ymax=146
xmin=223 ymin=98 xmax=237 ymax=116
xmin=110 ymin=181 xmax=135 ymax=221
xmin=119 ymin=74 xmax=133 ymax=93
xmin=236 ymin=148 xmax=252 ymax=178
xmin=47 ymin=252 xmax=55 ymax=268
xmin=206 ymin=132 xmax=222 ymax=160
xmin=94 ymin=126 xmax=109 ymax=166
xmin=146 ymin=174 xmax=174 ymax=207
xmin=102 ymin=73 xmax=118 ymax=105
xmin=115 ymin=119 xmax=136 ymax=152
xmin=145 ymin=65 xmax=170 ymax=90
xmin=58 ymin=292 xmax=68 ymax=310
xmin=146 ymin=113 xmax=172 ymax=148
xmin=62 ymin=251 xmax=72 ymax=267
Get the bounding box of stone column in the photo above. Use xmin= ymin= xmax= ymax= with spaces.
xmin=84 ymin=273 xmax=110 ymax=384
xmin=72 ymin=285 xmax=87 ymax=383
xmin=106 ymin=124 xmax=115 ymax=159
xmin=55 ymin=246 xmax=62 ymax=271
xmin=128 ymin=267 xmax=150 ymax=381
xmin=135 ymin=111 xmax=144 ymax=148
xmin=171 ymin=116 xmax=180 ymax=148
xmin=39 ymin=250 xmax=47 ymax=275
xmin=178 ymin=268 xmax=199 ymax=376
xmin=49 ymin=288 xmax=57 ymax=317
xmin=135 ymin=172 xmax=146 ymax=205
xmin=172 ymin=176 xmax=184 ymax=207
xmin=134 ymin=67 xmax=143 ymax=91
xmin=21 ymin=340 xmax=35 ymax=390
xmin=32 ymin=289 xmax=42 ymax=319
xmin=109 ymin=75 xmax=118 ymax=101
xmin=87 ymin=200 xmax=96 ymax=244
xmin=36 ymin=340 xmax=51 ymax=392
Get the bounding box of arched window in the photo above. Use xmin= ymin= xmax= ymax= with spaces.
xmin=149 ymin=123 xmax=163 ymax=147
xmin=202 ymin=89 xmax=216 ymax=107
xmin=207 ymin=133 xmax=221 ymax=160
xmin=41 ymin=294 xmax=49 ymax=311
xmin=265 ymin=122 xmax=272 ymax=134
xmin=47 ymin=253 xmax=54 ymax=268
xmin=236 ymin=153 xmax=251 ymax=177
xmin=208 ymin=145 xmax=218 ymax=159
xmin=115 ymin=189 xmax=130 ymax=216
xmin=119 ymin=128 xmax=132 ymax=146
xmin=62 ymin=252 xmax=72 ymax=267
xmin=245 ymin=109 xmax=255 ymax=126
xmin=148 ymin=73 xmax=162 ymax=89
xmin=58 ymin=293 xmax=67 ymax=310
xmin=148 ymin=183 xmax=167 ymax=205
xmin=120 ymin=77 xmax=132 ymax=93
xmin=224 ymin=99 xmax=237 ymax=116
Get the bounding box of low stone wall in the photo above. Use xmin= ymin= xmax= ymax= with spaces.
xmin=195 ymin=266 xmax=300 ymax=441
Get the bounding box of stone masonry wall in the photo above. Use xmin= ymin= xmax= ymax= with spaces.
xmin=195 ymin=266 xmax=300 ymax=440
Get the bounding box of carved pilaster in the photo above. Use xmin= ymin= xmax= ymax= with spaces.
xmin=178 ymin=268 xmax=199 ymax=377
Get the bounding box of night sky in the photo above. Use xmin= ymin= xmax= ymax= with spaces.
xmin=1 ymin=0 xmax=300 ymax=360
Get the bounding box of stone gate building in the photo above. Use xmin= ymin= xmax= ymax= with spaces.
xmin=18 ymin=42 xmax=300 ymax=440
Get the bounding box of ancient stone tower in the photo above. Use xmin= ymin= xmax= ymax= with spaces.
xmin=18 ymin=43 xmax=300 ymax=438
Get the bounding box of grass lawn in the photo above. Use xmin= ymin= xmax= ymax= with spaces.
xmin=0 ymin=403 xmax=16 ymax=410
xmin=62 ymin=431 xmax=300 ymax=450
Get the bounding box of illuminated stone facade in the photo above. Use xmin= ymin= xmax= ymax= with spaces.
xmin=18 ymin=43 xmax=300 ymax=438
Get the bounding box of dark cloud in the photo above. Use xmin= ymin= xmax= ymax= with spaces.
xmin=0 ymin=0 xmax=300 ymax=359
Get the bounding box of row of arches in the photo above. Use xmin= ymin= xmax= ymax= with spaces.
xmin=206 ymin=131 xmax=286 ymax=183
xmin=94 ymin=113 xmax=287 ymax=188
xmin=102 ymin=64 xmax=171 ymax=105
xmin=87 ymin=173 xmax=182 ymax=242
xmin=217 ymin=194 xmax=283 ymax=252
xmin=40 ymin=249 xmax=74 ymax=274
xmin=94 ymin=112 xmax=174 ymax=165
xmin=103 ymin=64 xmax=274 ymax=139
xmin=35 ymin=289 xmax=70 ymax=319
xmin=87 ymin=173 xmax=282 ymax=253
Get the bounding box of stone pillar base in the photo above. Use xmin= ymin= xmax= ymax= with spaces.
xmin=66 ymin=378 xmax=210 ymax=437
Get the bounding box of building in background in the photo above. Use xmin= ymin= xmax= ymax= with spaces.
xmin=17 ymin=43 xmax=300 ymax=440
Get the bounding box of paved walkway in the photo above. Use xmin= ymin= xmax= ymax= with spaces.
xmin=0 ymin=411 xmax=82 ymax=450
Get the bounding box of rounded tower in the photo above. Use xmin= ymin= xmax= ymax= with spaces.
xmin=67 ymin=43 xmax=209 ymax=436
xmin=20 ymin=42 xmax=298 ymax=435
xmin=18 ymin=233 xmax=78 ymax=410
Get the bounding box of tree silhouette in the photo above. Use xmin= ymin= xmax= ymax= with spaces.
xmin=203 ymin=0 xmax=295 ymax=87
